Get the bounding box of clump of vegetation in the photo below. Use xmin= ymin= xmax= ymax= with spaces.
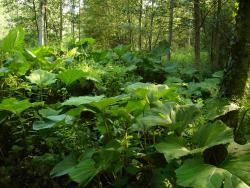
xmin=0 ymin=0 xmax=250 ymax=187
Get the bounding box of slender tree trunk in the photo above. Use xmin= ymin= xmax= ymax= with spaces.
xmin=149 ymin=0 xmax=155 ymax=51
xmin=138 ymin=0 xmax=143 ymax=50
xmin=59 ymin=0 xmax=63 ymax=41
xmin=220 ymin=0 xmax=250 ymax=143
xmin=167 ymin=0 xmax=174 ymax=61
xmin=213 ymin=0 xmax=221 ymax=70
xmin=78 ymin=0 xmax=81 ymax=41
xmin=32 ymin=0 xmax=39 ymax=40
xmin=127 ymin=0 xmax=132 ymax=46
xmin=44 ymin=0 xmax=48 ymax=45
xmin=71 ymin=0 xmax=75 ymax=40
xmin=193 ymin=0 xmax=201 ymax=68
xmin=38 ymin=0 xmax=45 ymax=46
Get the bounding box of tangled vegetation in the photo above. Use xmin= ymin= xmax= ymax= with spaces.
xmin=0 ymin=26 xmax=249 ymax=188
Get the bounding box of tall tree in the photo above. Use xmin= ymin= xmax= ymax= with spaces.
xmin=193 ymin=0 xmax=201 ymax=68
xmin=38 ymin=0 xmax=45 ymax=46
xmin=71 ymin=0 xmax=75 ymax=40
xmin=138 ymin=0 xmax=143 ymax=50
xmin=59 ymin=0 xmax=63 ymax=41
xmin=211 ymin=0 xmax=222 ymax=70
xmin=167 ymin=0 xmax=174 ymax=61
xmin=148 ymin=0 xmax=155 ymax=50
xmin=220 ymin=0 xmax=250 ymax=142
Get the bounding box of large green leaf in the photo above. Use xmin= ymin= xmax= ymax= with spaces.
xmin=155 ymin=121 xmax=233 ymax=161
xmin=68 ymin=159 xmax=100 ymax=186
xmin=1 ymin=26 xmax=25 ymax=52
xmin=176 ymin=159 xmax=226 ymax=188
xmin=57 ymin=69 xmax=99 ymax=86
xmin=176 ymin=143 xmax=250 ymax=188
xmin=26 ymin=69 xmax=57 ymax=86
xmin=0 ymin=98 xmax=43 ymax=115
xmin=62 ymin=95 xmax=104 ymax=106
xmin=132 ymin=102 xmax=200 ymax=132
xmin=155 ymin=137 xmax=190 ymax=160
xmin=193 ymin=121 xmax=234 ymax=148
xmin=50 ymin=154 xmax=78 ymax=177
xmin=204 ymin=98 xmax=240 ymax=120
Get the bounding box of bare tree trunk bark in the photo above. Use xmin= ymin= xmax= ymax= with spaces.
xmin=38 ymin=0 xmax=45 ymax=46
xmin=71 ymin=0 xmax=75 ymax=40
xmin=193 ymin=0 xmax=201 ymax=68
xmin=220 ymin=0 xmax=250 ymax=143
xmin=78 ymin=0 xmax=81 ymax=41
xmin=167 ymin=0 xmax=174 ymax=61
xmin=59 ymin=0 xmax=63 ymax=41
xmin=138 ymin=0 xmax=143 ymax=50
xmin=149 ymin=0 xmax=155 ymax=51
xmin=44 ymin=0 xmax=48 ymax=45
xmin=32 ymin=0 xmax=39 ymax=40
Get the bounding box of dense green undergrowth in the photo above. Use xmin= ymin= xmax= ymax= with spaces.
xmin=0 ymin=27 xmax=250 ymax=188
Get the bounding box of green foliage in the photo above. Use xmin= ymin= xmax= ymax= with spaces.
xmin=176 ymin=143 xmax=250 ymax=188
xmin=0 ymin=27 xmax=249 ymax=188
xmin=26 ymin=69 xmax=57 ymax=87
xmin=0 ymin=98 xmax=43 ymax=115
xmin=0 ymin=26 xmax=25 ymax=53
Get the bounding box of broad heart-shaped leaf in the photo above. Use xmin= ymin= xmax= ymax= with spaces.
xmin=176 ymin=143 xmax=250 ymax=188
xmin=126 ymin=82 xmax=169 ymax=99
xmin=155 ymin=137 xmax=190 ymax=160
xmin=155 ymin=121 xmax=233 ymax=161
xmin=57 ymin=69 xmax=99 ymax=86
xmin=62 ymin=95 xmax=104 ymax=106
xmin=132 ymin=102 xmax=200 ymax=132
xmin=33 ymin=114 xmax=74 ymax=130
xmin=68 ymin=159 xmax=100 ymax=186
xmin=33 ymin=120 xmax=57 ymax=130
xmin=204 ymin=98 xmax=240 ymax=121
xmin=1 ymin=26 xmax=25 ymax=52
xmin=0 ymin=98 xmax=43 ymax=115
xmin=50 ymin=154 xmax=78 ymax=177
xmin=193 ymin=121 xmax=233 ymax=148
xmin=176 ymin=159 xmax=226 ymax=188
xmin=26 ymin=69 xmax=56 ymax=86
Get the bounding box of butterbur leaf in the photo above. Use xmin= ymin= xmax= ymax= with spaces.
xmin=176 ymin=159 xmax=225 ymax=188
xmin=62 ymin=95 xmax=104 ymax=106
xmin=57 ymin=69 xmax=88 ymax=86
xmin=68 ymin=159 xmax=100 ymax=186
xmin=39 ymin=108 xmax=61 ymax=117
xmin=50 ymin=154 xmax=78 ymax=177
xmin=176 ymin=143 xmax=250 ymax=188
xmin=205 ymin=98 xmax=240 ymax=120
xmin=33 ymin=120 xmax=57 ymax=130
xmin=155 ymin=121 xmax=233 ymax=161
xmin=0 ymin=98 xmax=43 ymax=115
xmin=1 ymin=26 xmax=25 ymax=52
xmin=155 ymin=137 xmax=190 ymax=161
xmin=26 ymin=69 xmax=56 ymax=86
xmin=193 ymin=121 xmax=234 ymax=148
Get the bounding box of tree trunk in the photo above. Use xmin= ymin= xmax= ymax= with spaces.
xmin=32 ymin=0 xmax=39 ymax=40
xmin=78 ymin=0 xmax=81 ymax=41
xmin=193 ymin=0 xmax=201 ymax=68
xmin=60 ymin=0 xmax=63 ymax=41
xmin=38 ymin=0 xmax=45 ymax=46
xmin=211 ymin=0 xmax=221 ymax=70
xmin=44 ymin=0 xmax=48 ymax=45
xmin=220 ymin=0 xmax=250 ymax=143
xmin=138 ymin=0 xmax=143 ymax=50
xmin=71 ymin=0 xmax=75 ymax=40
xmin=167 ymin=0 xmax=174 ymax=61
xmin=149 ymin=0 xmax=155 ymax=51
